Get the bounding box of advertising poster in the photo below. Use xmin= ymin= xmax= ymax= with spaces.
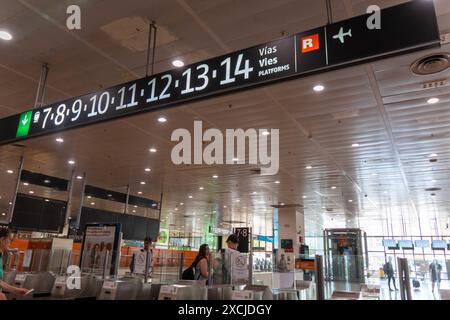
xmin=156 ymin=228 xmax=169 ymax=247
xmin=80 ymin=223 xmax=121 ymax=276
xmin=231 ymin=254 xmax=249 ymax=285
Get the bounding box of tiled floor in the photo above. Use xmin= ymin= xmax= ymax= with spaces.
xmin=324 ymin=278 xmax=450 ymax=300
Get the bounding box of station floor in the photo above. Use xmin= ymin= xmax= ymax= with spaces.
xmin=325 ymin=279 xmax=450 ymax=300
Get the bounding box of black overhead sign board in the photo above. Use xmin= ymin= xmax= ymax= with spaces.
xmin=0 ymin=1 xmax=439 ymax=145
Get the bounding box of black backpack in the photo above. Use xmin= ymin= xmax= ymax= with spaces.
xmin=181 ymin=265 xmax=195 ymax=280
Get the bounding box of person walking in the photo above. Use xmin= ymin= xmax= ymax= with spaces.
xmin=429 ymin=260 xmax=442 ymax=294
xmin=383 ymin=256 xmax=398 ymax=291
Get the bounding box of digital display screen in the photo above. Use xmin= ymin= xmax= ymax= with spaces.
xmin=382 ymin=239 xmax=397 ymax=248
xmin=414 ymin=240 xmax=430 ymax=248
xmin=431 ymin=240 xmax=447 ymax=250
xmin=0 ymin=1 xmax=439 ymax=146
xmin=398 ymin=240 xmax=414 ymax=249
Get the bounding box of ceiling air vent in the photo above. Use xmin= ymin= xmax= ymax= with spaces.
xmin=425 ymin=187 xmax=441 ymax=192
xmin=250 ymin=168 xmax=261 ymax=174
xmin=411 ymin=53 xmax=450 ymax=75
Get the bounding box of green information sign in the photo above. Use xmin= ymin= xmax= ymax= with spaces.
xmin=16 ymin=111 xmax=33 ymax=138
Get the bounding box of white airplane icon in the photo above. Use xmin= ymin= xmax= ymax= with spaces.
xmin=333 ymin=27 xmax=352 ymax=44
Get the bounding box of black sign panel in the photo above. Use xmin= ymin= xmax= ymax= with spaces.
xmin=234 ymin=227 xmax=250 ymax=253
xmin=0 ymin=1 xmax=439 ymax=145
xmin=326 ymin=0 xmax=439 ymax=65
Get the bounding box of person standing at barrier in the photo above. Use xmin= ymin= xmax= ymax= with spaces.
xmin=193 ymin=244 xmax=210 ymax=281
xmin=383 ymin=256 xmax=398 ymax=291
xmin=130 ymin=237 xmax=153 ymax=276
xmin=221 ymin=234 xmax=240 ymax=284
xmin=429 ymin=260 xmax=442 ymax=294
xmin=0 ymin=227 xmax=30 ymax=300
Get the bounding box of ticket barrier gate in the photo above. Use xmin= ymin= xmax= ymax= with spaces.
xmin=8 ymin=272 xmax=56 ymax=300
xmin=158 ymin=284 xmax=208 ymax=300
xmin=207 ymin=285 xmax=234 ymax=300
xmin=2 ymin=270 xmax=17 ymax=285
xmin=97 ymin=277 xmax=143 ymax=300
xmin=243 ymin=285 xmax=273 ymax=300
xmin=51 ymin=274 xmax=104 ymax=300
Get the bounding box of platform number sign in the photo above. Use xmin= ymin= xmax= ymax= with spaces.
xmin=0 ymin=1 xmax=439 ymax=146
xmin=234 ymin=227 xmax=250 ymax=253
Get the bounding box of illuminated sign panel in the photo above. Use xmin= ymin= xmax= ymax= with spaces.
xmin=0 ymin=1 xmax=439 ymax=145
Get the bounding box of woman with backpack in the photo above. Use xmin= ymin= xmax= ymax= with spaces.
xmin=182 ymin=244 xmax=210 ymax=281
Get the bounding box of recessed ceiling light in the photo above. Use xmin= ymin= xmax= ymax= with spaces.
xmin=87 ymin=196 xmax=92 ymax=199
xmin=348 ymin=199 xmax=353 ymax=203
xmin=172 ymin=59 xmax=184 ymax=68
xmin=252 ymin=192 xmax=257 ymax=195
xmin=372 ymin=173 xmax=377 ymax=176
xmin=212 ymin=175 xmax=218 ymax=179
xmin=145 ymin=168 xmax=151 ymax=172
xmin=1 ymin=213 xmax=6 ymax=216
xmin=56 ymin=138 xmax=64 ymax=143
xmin=429 ymin=153 xmax=438 ymax=158
xmin=352 ymin=143 xmax=360 ymax=147
xmin=232 ymin=157 xmax=239 ymax=161
xmin=331 ymin=186 xmax=337 ymax=189
xmin=68 ymin=160 xmax=75 ymax=165
xmin=275 ymin=180 xmax=280 ymax=184
xmin=23 ymin=182 xmax=29 ymax=186
xmin=280 ymin=203 xmax=285 ymax=206
xmin=180 ymin=202 xmax=184 ymax=206
xmin=8 ymin=202 xmax=12 ymax=205
xmin=107 ymin=194 xmax=112 ymax=197
xmin=306 ymin=165 xmax=312 ymax=169
xmin=138 ymin=191 xmax=142 ymax=195
xmin=313 ymin=84 xmax=325 ymax=92
xmin=174 ymin=208 xmax=178 ymax=211
xmin=149 ymin=148 xmax=157 ymax=153
xmin=29 ymin=191 xmax=34 ymax=194
xmin=140 ymin=181 xmax=146 ymax=185
xmin=6 ymin=170 xmax=13 ymax=174
xmin=44 ymin=179 xmax=51 ymax=184
xmin=303 ymin=195 xmax=307 ymax=199
xmin=223 ymin=206 xmax=227 ymax=208
xmin=169 ymin=212 xmax=173 ymax=215
xmin=432 ymin=180 xmax=436 ymax=183
xmin=132 ymin=210 xmax=136 ymax=213
xmin=188 ymin=195 xmax=193 ymax=199
xmin=199 ymin=187 xmax=204 ymax=190
xmin=157 ymin=117 xmax=167 ymax=123
xmin=45 ymin=199 xmax=50 ymax=202
xmin=261 ymin=131 xmax=270 ymax=136
xmin=76 ymin=176 xmax=83 ymax=180
xmin=0 ymin=31 xmax=13 ymax=41
xmin=427 ymin=97 xmax=439 ymax=104
xmin=90 ymin=202 xmax=95 ymax=205
xmin=236 ymin=199 xmax=240 ymax=202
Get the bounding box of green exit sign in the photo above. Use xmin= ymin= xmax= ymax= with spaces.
xmin=16 ymin=111 xmax=33 ymax=138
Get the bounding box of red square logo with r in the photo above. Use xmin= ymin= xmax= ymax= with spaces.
xmin=301 ymin=34 xmax=320 ymax=53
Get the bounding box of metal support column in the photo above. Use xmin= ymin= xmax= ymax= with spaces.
xmin=63 ymin=170 xmax=76 ymax=235
xmin=34 ymin=63 xmax=49 ymax=109
xmin=249 ymin=227 xmax=253 ymax=285
xmin=146 ymin=21 xmax=157 ymax=77
xmin=75 ymin=172 xmax=87 ymax=230
xmin=124 ymin=184 xmax=130 ymax=214
xmin=8 ymin=156 xmax=24 ymax=224
xmin=315 ymin=255 xmax=325 ymax=300
xmin=397 ymin=257 xmax=412 ymax=300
